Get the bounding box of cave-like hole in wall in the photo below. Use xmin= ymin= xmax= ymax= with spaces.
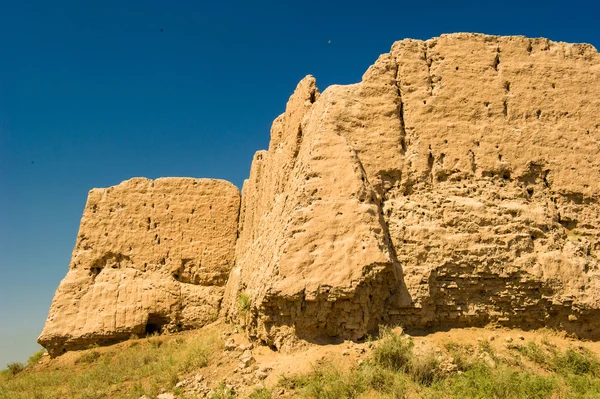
xmin=145 ymin=313 xmax=169 ymax=336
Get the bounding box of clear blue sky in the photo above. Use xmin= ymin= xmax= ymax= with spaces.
xmin=1 ymin=0 xmax=598 ymax=366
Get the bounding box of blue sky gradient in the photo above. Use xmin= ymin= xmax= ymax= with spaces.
xmin=1 ymin=0 xmax=599 ymax=366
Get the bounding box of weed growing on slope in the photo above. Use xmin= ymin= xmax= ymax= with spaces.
xmin=238 ymin=293 xmax=251 ymax=313
xmin=210 ymin=383 xmax=236 ymax=399
xmin=249 ymin=387 xmax=274 ymax=399
xmin=444 ymin=342 xmax=477 ymax=371
xmin=372 ymin=326 xmax=441 ymax=385
xmin=5 ymin=362 xmax=24 ymax=376
xmin=26 ymin=349 xmax=46 ymax=366
xmin=553 ymin=347 xmax=600 ymax=377
xmin=430 ymin=363 xmax=557 ymax=399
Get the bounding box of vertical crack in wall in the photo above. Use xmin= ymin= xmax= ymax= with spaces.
xmin=424 ymin=47 xmax=434 ymax=96
xmin=393 ymin=62 xmax=408 ymax=155
xmin=492 ymin=46 xmax=501 ymax=71
xmin=279 ymin=83 xmax=318 ymax=197
xmin=503 ymin=79 xmax=511 ymax=119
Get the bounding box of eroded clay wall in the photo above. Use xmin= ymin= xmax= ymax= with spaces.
xmin=39 ymin=177 xmax=240 ymax=356
xmin=224 ymin=33 xmax=600 ymax=347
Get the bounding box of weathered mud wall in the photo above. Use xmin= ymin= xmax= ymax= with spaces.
xmin=223 ymin=33 xmax=600 ymax=347
xmin=39 ymin=178 xmax=240 ymax=356
xmin=40 ymin=33 xmax=600 ymax=355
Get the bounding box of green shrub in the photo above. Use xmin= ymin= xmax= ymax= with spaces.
xmin=6 ymin=362 xmax=25 ymax=375
xmin=434 ymin=363 xmax=557 ymax=399
xmin=372 ymin=326 xmax=440 ymax=385
xmin=147 ymin=336 xmax=163 ymax=348
xmin=409 ymin=351 xmax=440 ymax=385
xmin=514 ymin=341 xmax=549 ymax=367
xmin=562 ymin=373 xmax=600 ymax=397
xmin=552 ymin=347 xmax=600 ymax=377
xmin=372 ymin=327 xmax=413 ymax=372
xmin=290 ymin=365 xmax=367 ymax=399
xmin=358 ymin=363 xmax=407 ymax=398
xmin=5 ymin=362 xmax=24 ymax=376
xmin=27 ymin=349 xmax=46 ymax=367
xmin=445 ymin=342 xmax=476 ymax=371
xmin=183 ymin=344 xmax=209 ymax=371
xmin=238 ymin=293 xmax=251 ymax=313
xmin=511 ymin=341 xmax=600 ymax=378
xmin=210 ymin=383 xmax=236 ymax=399
xmin=477 ymin=339 xmax=495 ymax=358
xmin=282 ymin=362 xmax=408 ymax=398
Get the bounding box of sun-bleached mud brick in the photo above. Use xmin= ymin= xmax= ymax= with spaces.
xmin=39 ymin=177 xmax=240 ymax=356
xmin=224 ymin=33 xmax=600 ymax=347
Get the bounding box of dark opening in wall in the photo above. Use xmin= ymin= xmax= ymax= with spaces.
xmin=89 ymin=267 xmax=101 ymax=280
xmin=145 ymin=314 xmax=169 ymax=336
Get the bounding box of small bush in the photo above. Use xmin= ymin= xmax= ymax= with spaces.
xmin=238 ymin=293 xmax=251 ymax=313
xmin=540 ymin=333 xmax=556 ymax=349
xmin=146 ymin=331 xmax=161 ymax=339
xmin=183 ymin=344 xmax=209 ymax=371
xmin=409 ymin=351 xmax=440 ymax=385
xmin=433 ymin=363 xmax=557 ymax=399
xmin=6 ymin=362 xmax=25 ymax=376
xmin=477 ymin=339 xmax=495 ymax=357
xmin=445 ymin=342 xmax=476 ymax=371
xmin=282 ymin=361 xmax=407 ymax=398
xmin=290 ymin=365 xmax=366 ymax=399
xmin=372 ymin=327 xmax=413 ymax=371
xmin=358 ymin=363 xmax=407 ymax=398
xmin=563 ymin=373 xmax=600 ymax=396
xmin=146 ymin=335 xmax=164 ymax=348
xmin=27 ymin=349 xmax=46 ymax=366
xmin=515 ymin=341 xmax=549 ymax=366
xmin=210 ymin=383 xmax=236 ymax=399
xmin=552 ymin=347 xmax=600 ymax=377
xmin=372 ymin=326 xmax=441 ymax=385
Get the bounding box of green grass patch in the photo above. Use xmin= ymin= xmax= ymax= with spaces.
xmin=514 ymin=341 xmax=600 ymax=377
xmin=0 ymin=332 xmax=219 ymax=399
xmin=210 ymin=383 xmax=236 ymax=399
xmin=283 ymin=331 xmax=600 ymax=399
xmin=372 ymin=326 xmax=441 ymax=385
xmin=430 ymin=363 xmax=557 ymax=399
xmin=553 ymin=347 xmax=600 ymax=377
xmin=249 ymin=387 xmax=274 ymax=399
xmin=27 ymin=349 xmax=46 ymax=367
xmin=444 ymin=342 xmax=477 ymax=371
xmin=3 ymin=328 xmax=600 ymax=399
xmin=238 ymin=293 xmax=251 ymax=313
xmin=285 ymin=365 xmax=368 ymax=398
